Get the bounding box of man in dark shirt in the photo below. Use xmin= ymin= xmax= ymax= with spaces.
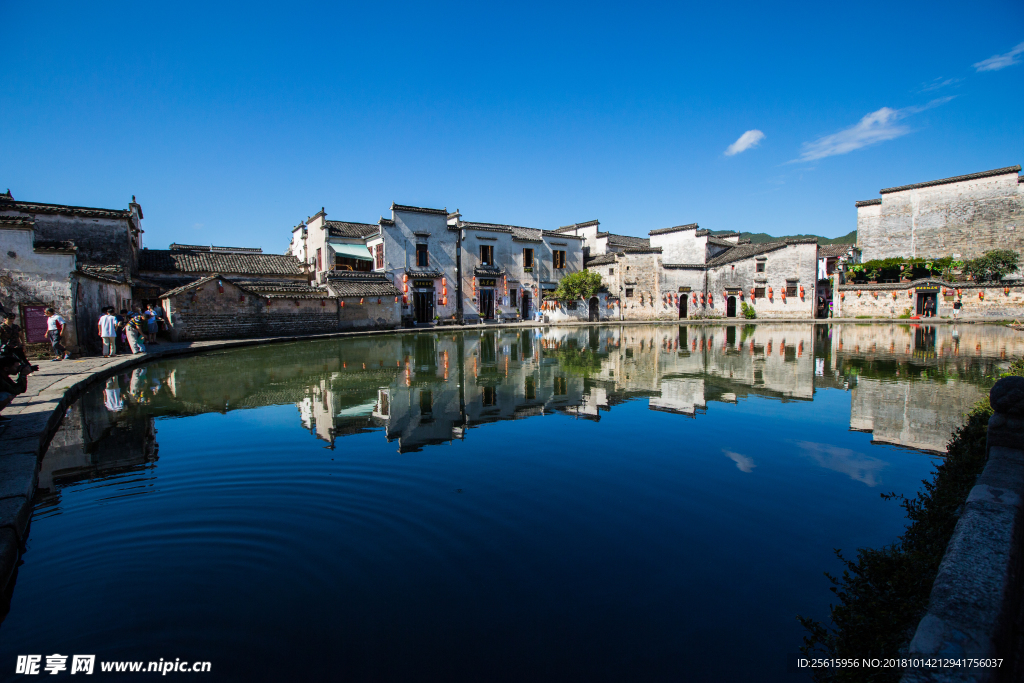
xmin=0 ymin=313 xmax=35 ymax=372
xmin=0 ymin=355 xmax=29 ymax=422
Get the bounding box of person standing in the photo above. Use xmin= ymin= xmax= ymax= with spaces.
xmin=151 ymin=302 xmax=165 ymax=343
xmin=125 ymin=307 xmax=147 ymax=354
xmin=98 ymin=307 xmax=119 ymax=357
xmin=45 ymin=307 xmax=70 ymax=361
xmin=0 ymin=312 xmax=33 ymax=372
xmin=953 ymin=298 xmax=962 ymax=319
xmin=144 ymin=303 xmax=160 ymax=345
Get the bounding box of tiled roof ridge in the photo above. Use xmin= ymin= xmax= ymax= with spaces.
xmin=621 ymin=247 xmax=662 ymax=254
xmin=785 ymin=237 xmax=819 ymax=244
xmin=0 ymin=198 xmax=131 ymax=219
xmin=33 ymin=239 xmax=78 ymax=252
xmin=649 ymin=223 xmax=699 ymax=236
xmin=391 ymin=203 xmax=448 ymax=215
xmin=159 ymin=274 xmax=223 ymax=299
xmin=0 ymin=216 xmax=34 ymax=227
xmin=879 ymin=165 xmax=1021 ymax=194
xmin=169 ymin=243 xmax=263 ymax=253
xmin=556 ymin=220 xmax=599 ymax=231
xmin=855 ymin=198 xmax=882 ymax=207
xmin=459 ymin=222 xmax=514 ymax=233
xmin=325 ymin=219 xmax=378 ymax=228
xmin=542 ymin=230 xmax=584 ymax=239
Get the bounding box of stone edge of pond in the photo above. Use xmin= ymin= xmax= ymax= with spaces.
xmin=901 ymin=377 xmax=1024 ymax=682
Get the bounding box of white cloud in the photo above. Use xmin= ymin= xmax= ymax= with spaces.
xmin=974 ymin=41 xmax=1024 ymax=72
xmin=917 ymin=76 xmax=960 ymax=93
xmin=723 ymin=450 xmax=756 ymax=473
xmin=724 ymin=129 xmax=765 ymax=156
xmin=796 ymin=441 xmax=888 ymax=487
xmin=794 ymin=97 xmax=954 ymax=162
xmin=193 ymin=222 xmax=204 ymax=230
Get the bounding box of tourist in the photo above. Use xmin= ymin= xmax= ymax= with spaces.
xmin=44 ymin=307 xmax=70 ymax=361
xmin=925 ymin=298 xmax=936 ymax=318
xmin=103 ymin=376 xmax=124 ymax=412
xmin=145 ymin=303 xmax=161 ymax=345
xmin=125 ymin=307 xmax=147 ymax=354
xmin=0 ymin=354 xmax=29 ymax=422
xmin=117 ymin=309 xmax=129 ymax=354
xmin=953 ymin=298 xmax=962 ymax=319
xmin=0 ymin=312 xmax=35 ymax=373
xmin=152 ymin=302 xmax=165 ymax=340
xmin=98 ymin=307 xmax=119 ymax=357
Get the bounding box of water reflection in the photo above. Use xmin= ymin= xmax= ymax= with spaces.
xmin=38 ymin=322 xmax=1018 ymax=509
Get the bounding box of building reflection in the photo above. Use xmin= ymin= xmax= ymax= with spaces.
xmin=36 ymin=322 xmax=1024 ymax=506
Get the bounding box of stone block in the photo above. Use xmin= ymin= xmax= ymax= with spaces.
xmin=0 ymin=455 xmax=36 ymax=501
xmin=0 ymin=496 xmax=31 ymax=542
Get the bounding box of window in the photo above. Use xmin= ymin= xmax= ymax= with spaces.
xmin=375 ymin=244 xmax=384 ymax=270
xmin=754 ymin=287 xmax=766 ymax=298
xmin=566 ymin=300 xmax=577 ymax=310
xmin=480 ymin=245 xmax=494 ymax=266
xmin=609 ymin=268 xmax=614 ymax=275
xmin=553 ymin=376 xmax=567 ymax=396
xmin=316 ymin=248 xmax=322 ymax=272
xmin=786 ymin=282 xmax=798 ymax=297
xmin=482 ymin=386 xmax=496 ymax=406
xmin=625 ymin=288 xmax=634 ymax=297
xmin=525 ymin=376 xmax=536 ymax=400
xmin=523 ymin=248 xmax=534 ymax=268
xmin=756 ymin=261 xmax=765 ymax=273
xmin=419 ymin=390 xmax=432 ymax=415
xmin=416 ymin=244 xmax=428 ymax=267
xmin=509 ymin=289 xmax=518 ymax=307
xmin=553 ymin=250 xmax=566 ymax=269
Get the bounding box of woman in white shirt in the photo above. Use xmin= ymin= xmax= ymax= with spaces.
xmin=97 ymin=307 xmax=119 ymax=357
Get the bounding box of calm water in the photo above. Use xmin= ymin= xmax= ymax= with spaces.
xmin=2 ymin=323 xmax=1018 ymax=682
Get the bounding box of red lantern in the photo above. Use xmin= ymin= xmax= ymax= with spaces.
xmin=1005 ymin=287 xmax=1010 ymax=295
xmin=340 ymin=300 xmax=345 ymax=307
xmin=708 ymin=294 xmax=713 ymax=305
xmin=377 ymin=298 xmax=382 ymax=304
xmin=799 ymin=286 xmax=805 ymax=298
xmin=979 ymin=291 xmax=985 ymax=300
xmin=359 ymin=298 xmax=364 ymax=305
xmin=723 ymin=290 xmax=727 ymax=300
xmin=750 ymin=288 xmax=755 ymax=299
xmin=320 ymin=300 xmax=325 ymax=307
xmin=840 ymin=292 xmax=845 ymax=300
xmin=768 ymin=287 xmax=773 ymax=298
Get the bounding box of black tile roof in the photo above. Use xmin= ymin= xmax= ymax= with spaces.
xmin=77 ymin=264 xmax=128 ymax=284
xmin=0 ymin=216 xmax=34 ymax=228
xmin=404 ymin=268 xmax=444 ymax=279
xmin=649 ymin=223 xmax=699 ymax=236
xmin=168 ymin=243 xmax=263 ymax=253
xmin=33 ymin=239 xmax=77 ymax=252
xmin=542 ymin=230 xmax=584 ymax=239
xmin=0 ymin=195 xmax=131 ymax=220
xmin=605 ymin=233 xmax=650 ymax=249
xmin=324 ymin=272 xmax=402 ymax=297
xmin=326 ymin=221 xmax=379 ymax=238
xmin=879 ymin=165 xmax=1021 ymax=194
xmin=817 ymin=243 xmax=857 ymax=258
xmin=855 ymin=198 xmax=882 ymax=207
xmin=556 ymin=220 xmax=599 ymax=231
xmin=139 ymin=248 xmax=304 ymax=276
xmin=707 ymin=236 xmax=736 ymax=248
xmin=585 ymin=254 xmax=617 ymax=267
xmin=704 ymin=242 xmax=789 ymax=267
xmin=391 ymin=203 xmax=447 ymax=215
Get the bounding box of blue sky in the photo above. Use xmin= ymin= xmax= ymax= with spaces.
xmin=2 ymin=1 xmax=1022 ymax=250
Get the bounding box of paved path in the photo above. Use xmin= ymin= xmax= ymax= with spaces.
xmin=0 ymin=315 xmax=1016 ymax=606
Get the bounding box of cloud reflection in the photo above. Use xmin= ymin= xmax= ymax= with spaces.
xmin=723 ymin=450 xmax=756 ymax=473
xmin=796 ymin=441 xmax=888 ymax=487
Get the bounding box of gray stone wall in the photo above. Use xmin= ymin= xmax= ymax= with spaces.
xmin=857 ymin=169 xmax=1024 ymax=262
xmin=838 ymin=281 xmax=1024 ymax=319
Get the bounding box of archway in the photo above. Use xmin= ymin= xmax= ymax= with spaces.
xmin=678 ymin=295 xmax=687 ymax=319
xmin=727 ymin=296 xmax=737 ymax=318
xmin=589 ymin=297 xmax=599 ymax=322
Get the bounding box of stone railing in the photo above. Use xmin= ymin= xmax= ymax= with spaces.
xmin=902 ymin=376 xmax=1024 ymax=682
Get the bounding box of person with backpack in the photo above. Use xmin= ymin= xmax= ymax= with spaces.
xmin=45 ymin=307 xmax=70 ymax=361
xmin=124 ymin=307 xmax=147 ymax=354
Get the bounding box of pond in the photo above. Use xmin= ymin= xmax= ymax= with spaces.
xmin=2 ymin=322 xmax=1018 ymax=681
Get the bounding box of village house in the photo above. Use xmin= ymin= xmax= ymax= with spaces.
xmin=0 ymin=191 xmax=140 ymax=354
xmin=855 ymin=164 xmax=1024 ymax=263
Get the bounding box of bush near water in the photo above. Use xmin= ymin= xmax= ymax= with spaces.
xmin=796 ymin=359 xmax=1024 ymax=683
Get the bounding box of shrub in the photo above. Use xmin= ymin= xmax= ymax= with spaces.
xmin=741 ymin=302 xmax=757 ymax=319
xmin=963 ymin=249 xmax=1020 ymax=283
xmin=554 ymin=270 xmax=603 ymax=301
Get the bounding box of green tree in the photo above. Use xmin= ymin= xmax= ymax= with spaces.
xmin=552 ymin=270 xmax=603 ymax=301
xmin=963 ymin=249 xmax=1020 ymax=282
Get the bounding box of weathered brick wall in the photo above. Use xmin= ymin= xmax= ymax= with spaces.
xmin=838 ymin=281 xmax=1024 ymax=318
xmin=164 ymin=279 xmax=399 ymax=341
xmin=0 ymin=229 xmax=79 ymax=350
xmin=857 ymin=172 xmax=1024 ymax=262
xmin=30 ymin=214 xmax=136 ymax=268
xmin=619 ymin=253 xmax=664 ymax=320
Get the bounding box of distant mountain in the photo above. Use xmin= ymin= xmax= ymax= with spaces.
xmin=711 ymin=230 xmax=856 ymax=246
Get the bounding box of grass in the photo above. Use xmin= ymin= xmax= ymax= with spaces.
xmin=797 ymin=359 xmax=1022 ymax=682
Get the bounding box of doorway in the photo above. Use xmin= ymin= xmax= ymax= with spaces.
xmin=589 ymin=297 xmax=599 ymax=322
xmin=413 ymin=291 xmax=434 ymax=323
xmin=521 ymin=292 xmax=531 ymax=319
xmin=727 ymin=296 xmax=737 ymax=318
xmin=678 ymin=295 xmax=687 ymax=319
xmin=480 ymin=289 xmax=495 ymax=320
xmin=916 ymin=292 xmax=937 ymax=317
